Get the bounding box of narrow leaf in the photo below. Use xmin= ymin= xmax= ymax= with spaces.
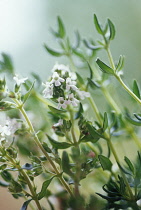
xmin=93 ymin=14 xmax=103 ymax=35
xmin=75 ymin=103 xmax=83 ymax=119
xmin=44 ymin=44 xmax=64 ymax=57
xmin=62 ymin=151 xmax=73 ymax=176
xmin=87 ymin=62 xmax=93 ymax=79
xmin=20 ymin=199 xmax=32 ymax=210
xmin=87 ymin=78 xmax=101 ymax=89
xmin=23 ymin=81 xmax=35 ymax=104
xmin=72 ymin=30 xmax=81 ymax=49
xmin=96 ymin=58 xmax=114 ymax=74
xmin=1 ymin=53 xmax=14 ymax=74
xmin=116 ymin=55 xmax=124 ymax=72
xmin=108 ymin=19 xmax=116 ymax=40
xmin=47 ymin=135 xmax=71 ymax=149
xmin=134 ymin=113 xmax=141 ymax=121
xmin=48 ymin=105 xmax=67 ymax=114
xmin=57 ymin=16 xmax=65 ymax=38
xmin=76 ymin=72 xmax=85 ymax=85
xmin=98 ymin=155 xmax=112 ymax=171
xmin=133 ymin=80 xmax=140 ymax=99
xmin=125 ymin=112 xmax=141 ymax=126
xmin=103 ymin=112 xmax=108 ymax=131
xmin=83 ymin=39 xmax=102 ymax=50
xmin=38 ymin=176 xmax=55 ymax=200
xmin=124 ymin=156 xmax=135 ymax=174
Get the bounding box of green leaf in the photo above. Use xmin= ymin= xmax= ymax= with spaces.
xmin=62 ymin=151 xmax=73 ymax=176
xmin=57 ymin=16 xmax=65 ymax=38
xmin=22 ymin=81 xmax=35 ymax=104
xmin=124 ymin=156 xmax=135 ymax=174
xmin=96 ymin=193 xmax=121 ymax=202
xmin=125 ymin=111 xmax=141 ymax=126
xmin=44 ymin=44 xmax=64 ymax=57
xmin=42 ymin=142 xmax=52 ymax=153
xmin=116 ymin=55 xmax=124 ymax=72
xmin=96 ymin=58 xmax=114 ymax=74
xmin=134 ymin=113 xmax=141 ymax=121
xmin=1 ymin=170 xmax=12 ymax=182
xmin=108 ymin=19 xmax=116 ymax=40
xmin=87 ymin=62 xmax=93 ymax=79
xmin=103 ymin=112 xmax=108 ymax=131
xmin=87 ymin=78 xmax=101 ymax=89
xmin=38 ymin=176 xmax=55 ymax=200
xmin=0 ymin=180 xmax=9 ymax=187
xmin=133 ymin=80 xmax=140 ymax=99
xmin=87 ymin=123 xmax=103 ymax=139
xmin=118 ymin=176 xmax=126 ymax=194
xmin=72 ymin=30 xmax=81 ymax=49
xmin=0 ymin=101 xmax=15 ymax=111
xmin=72 ymin=49 xmax=85 ymax=60
xmin=93 ymin=14 xmax=103 ymax=35
xmin=48 ymin=105 xmax=67 ymax=114
xmin=21 ymin=199 xmax=32 ymax=210
xmin=76 ymin=72 xmax=85 ymax=85
xmin=0 ymin=53 xmax=14 ymax=74
xmin=75 ymin=103 xmax=83 ymax=119
xmin=98 ymin=155 xmax=112 ymax=171
xmin=47 ymin=135 xmax=71 ymax=149
xmin=83 ymin=39 xmax=102 ymax=50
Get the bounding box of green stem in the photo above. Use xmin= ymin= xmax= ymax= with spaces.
xmin=6 ymin=154 xmax=42 ymax=210
xmin=115 ymin=74 xmax=141 ymax=105
xmin=88 ymin=96 xmax=103 ymax=125
xmin=106 ymin=47 xmax=141 ymax=105
xmin=88 ymin=97 xmax=134 ymax=200
xmin=13 ymin=99 xmax=73 ymax=197
xmin=69 ymin=109 xmax=77 ymax=145
xmin=101 ymin=85 xmax=141 ymax=150
xmin=107 ymin=139 xmax=134 ymax=200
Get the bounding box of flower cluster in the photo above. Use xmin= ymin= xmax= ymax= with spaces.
xmin=42 ymin=63 xmax=90 ymax=109
xmin=0 ymin=118 xmax=21 ymax=141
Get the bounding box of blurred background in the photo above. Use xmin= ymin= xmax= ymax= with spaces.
xmin=0 ymin=0 xmax=141 ymax=209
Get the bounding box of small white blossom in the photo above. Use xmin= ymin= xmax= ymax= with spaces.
xmin=53 ymin=119 xmax=63 ymax=127
xmin=58 ymin=97 xmax=68 ymax=109
xmin=66 ymin=78 xmax=78 ymax=91
xmin=0 ymin=118 xmax=21 ymax=137
xmin=69 ymin=72 xmax=77 ymax=80
xmin=77 ymin=90 xmax=90 ymax=100
xmin=13 ymin=74 xmax=28 ymax=86
xmin=137 ymin=199 xmax=141 ymax=207
xmin=0 ymin=125 xmax=11 ymax=136
xmin=42 ymin=82 xmax=53 ymax=98
xmin=67 ymin=93 xmax=79 ymax=107
xmin=51 ymin=72 xmax=65 ymax=86
xmin=52 ymin=63 xmax=70 ymax=73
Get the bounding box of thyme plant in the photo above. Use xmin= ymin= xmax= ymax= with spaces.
xmin=0 ymin=14 xmax=141 ymax=210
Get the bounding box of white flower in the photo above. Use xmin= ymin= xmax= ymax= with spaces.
xmin=0 ymin=125 xmax=11 ymax=136
xmin=67 ymin=93 xmax=79 ymax=107
xmin=13 ymin=74 xmax=28 ymax=86
xmin=53 ymin=119 xmax=63 ymax=127
xmin=66 ymin=78 xmax=78 ymax=91
xmin=69 ymin=72 xmax=77 ymax=80
xmin=0 ymin=118 xmax=21 ymax=137
xmin=57 ymin=97 xmax=68 ymax=109
xmin=51 ymin=72 xmax=65 ymax=86
xmin=42 ymin=82 xmax=53 ymax=98
xmin=137 ymin=199 xmax=141 ymax=207
xmin=77 ymin=90 xmax=90 ymax=100
xmin=52 ymin=63 xmax=70 ymax=73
